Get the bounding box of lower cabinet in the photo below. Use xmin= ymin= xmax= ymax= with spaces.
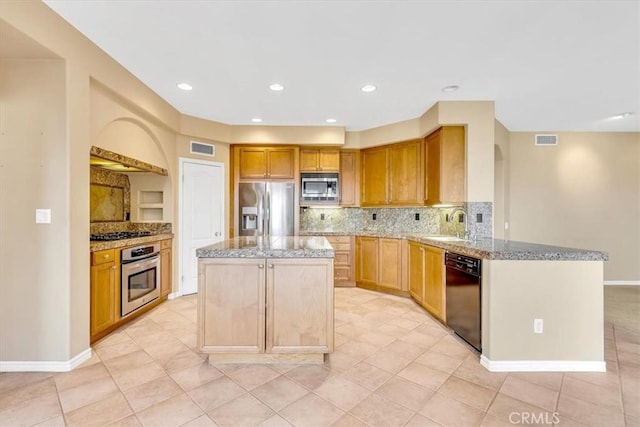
xmin=407 ymin=242 xmax=445 ymax=322
xmin=160 ymin=239 xmax=172 ymax=297
xmin=325 ymin=235 xmax=355 ymax=286
xmin=355 ymin=237 xmax=406 ymax=294
xmin=198 ymin=257 xmax=334 ymax=358
xmin=90 ymin=249 xmax=119 ymax=341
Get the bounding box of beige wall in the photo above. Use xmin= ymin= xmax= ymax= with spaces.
xmin=0 ymin=59 xmax=72 ymax=361
xmin=493 ymin=120 xmax=511 ymax=239
xmin=508 ymin=132 xmax=640 ymax=281
xmin=483 ymin=260 xmax=604 ymax=362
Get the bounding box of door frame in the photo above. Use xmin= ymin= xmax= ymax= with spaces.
xmin=178 ymin=157 xmax=226 ymax=298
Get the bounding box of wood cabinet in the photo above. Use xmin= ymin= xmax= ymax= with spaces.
xmin=339 ymin=150 xmax=359 ymax=206
xmin=356 ymin=237 xmax=406 ymax=294
xmin=361 ymin=139 xmax=423 ymax=206
xmin=198 ymin=257 xmax=333 ymax=360
xmin=407 ymin=242 xmax=445 ymax=322
xmin=325 ymin=235 xmax=355 ymax=286
xmin=237 ymin=146 xmax=296 ymax=179
xmin=160 ymin=239 xmax=172 ymax=298
xmin=425 ymin=126 xmax=465 ymax=205
xmin=300 ymin=148 xmax=340 ymax=172
xmin=90 ymin=249 xmax=119 ymax=341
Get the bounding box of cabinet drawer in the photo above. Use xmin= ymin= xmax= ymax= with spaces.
xmin=325 ymin=235 xmax=350 ymax=244
xmin=334 ymin=251 xmax=351 ymax=266
xmin=330 ymin=242 xmax=352 ymax=252
xmin=91 ymin=249 xmax=116 ymax=266
xmin=334 ymin=267 xmax=352 ymax=281
xmin=160 ymin=239 xmax=172 ymax=250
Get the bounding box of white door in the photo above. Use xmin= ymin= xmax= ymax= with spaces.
xmin=180 ymin=159 xmax=224 ymax=295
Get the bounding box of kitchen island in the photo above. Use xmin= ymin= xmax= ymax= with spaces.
xmin=196 ymin=236 xmax=335 ymax=364
xmin=302 ymin=231 xmax=609 ymax=372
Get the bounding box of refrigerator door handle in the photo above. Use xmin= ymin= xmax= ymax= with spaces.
xmin=265 ymin=190 xmax=271 ymax=236
xmin=257 ymin=190 xmax=264 ymax=236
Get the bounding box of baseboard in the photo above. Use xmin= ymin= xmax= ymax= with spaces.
xmin=168 ymin=291 xmax=183 ymax=300
xmin=0 ymin=348 xmax=92 ymax=372
xmin=480 ymin=355 xmax=606 ymax=372
xmin=604 ymin=280 xmax=640 ymax=286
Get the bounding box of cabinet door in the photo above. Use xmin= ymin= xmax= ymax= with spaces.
xmin=356 ymin=236 xmax=378 ymax=286
xmin=198 ymin=258 xmax=266 ymax=353
xmin=267 ymin=148 xmax=295 ymax=179
xmin=378 ymin=238 xmax=403 ymax=290
xmin=318 ymin=150 xmax=340 ymax=171
xmin=239 ymin=148 xmax=268 ymax=179
xmin=266 ymin=258 xmax=333 ymax=353
xmin=425 ymin=130 xmax=442 ymax=205
xmin=160 ymin=247 xmax=171 ymax=297
xmin=361 ymin=147 xmax=388 ymax=205
xmin=440 ymin=126 xmax=465 ymax=204
xmin=389 ymin=140 xmax=422 ymax=205
xmin=339 ymin=151 xmax=359 ymax=206
xmin=90 ymin=261 xmax=117 ymax=337
xmin=423 ymin=246 xmax=445 ymax=322
xmin=300 ymin=150 xmax=319 ymax=171
xmin=408 ymin=242 xmax=425 ymax=303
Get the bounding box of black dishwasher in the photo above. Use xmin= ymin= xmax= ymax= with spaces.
xmin=445 ymin=252 xmax=482 ymax=352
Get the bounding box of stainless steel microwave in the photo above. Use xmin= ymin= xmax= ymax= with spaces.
xmin=300 ymin=173 xmax=339 ymax=203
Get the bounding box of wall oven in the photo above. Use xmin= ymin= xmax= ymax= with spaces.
xmin=301 ymin=172 xmax=339 ymax=203
xmin=121 ymin=243 xmax=160 ymax=317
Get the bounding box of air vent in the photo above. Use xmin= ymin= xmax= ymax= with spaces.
xmin=535 ymin=134 xmax=558 ymax=146
xmin=190 ymin=141 xmax=215 ymax=156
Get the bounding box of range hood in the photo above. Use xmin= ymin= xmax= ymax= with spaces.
xmin=90 ymin=146 xmax=168 ymax=176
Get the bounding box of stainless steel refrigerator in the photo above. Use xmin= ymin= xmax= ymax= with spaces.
xmin=238 ymin=182 xmax=295 ymax=236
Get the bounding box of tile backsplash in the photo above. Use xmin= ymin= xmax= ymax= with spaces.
xmin=300 ymin=202 xmax=493 ymax=239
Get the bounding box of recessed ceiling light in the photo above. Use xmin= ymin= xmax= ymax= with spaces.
xmin=269 ymin=83 xmax=284 ymax=91
xmin=611 ymin=112 xmax=634 ymax=120
xmin=251 ymin=118 xmax=263 ymax=123
xmin=177 ymin=82 xmax=193 ymax=91
xmin=361 ymin=84 xmax=377 ymax=93
xmin=442 ymin=85 xmax=460 ymax=93
xmin=326 ymin=118 xmax=337 ymax=124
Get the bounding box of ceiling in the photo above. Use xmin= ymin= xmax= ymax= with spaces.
xmin=43 ymin=1 xmax=639 ymax=132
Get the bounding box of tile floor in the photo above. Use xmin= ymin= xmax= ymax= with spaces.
xmin=1 ymin=286 xmax=638 ymax=427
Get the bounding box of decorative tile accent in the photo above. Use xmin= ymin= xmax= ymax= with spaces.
xmin=90 ymin=167 xmax=130 ymax=222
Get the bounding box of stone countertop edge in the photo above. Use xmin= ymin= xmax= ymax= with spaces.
xmin=90 ymin=233 xmax=174 ymax=252
xmin=196 ymin=236 xmax=335 ymax=259
xmin=196 ymin=248 xmax=335 ymax=258
xmin=299 ymin=231 xmax=608 ymax=261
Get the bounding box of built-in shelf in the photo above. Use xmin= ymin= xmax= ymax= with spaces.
xmin=138 ymin=190 xmax=164 ymax=222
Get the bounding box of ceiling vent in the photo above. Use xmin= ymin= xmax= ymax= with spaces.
xmin=535 ymin=134 xmax=558 ymax=146
xmin=190 ymin=141 xmax=215 ymax=156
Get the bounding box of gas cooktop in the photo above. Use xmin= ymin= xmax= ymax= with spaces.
xmin=90 ymin=231 xmax=152 ymax=241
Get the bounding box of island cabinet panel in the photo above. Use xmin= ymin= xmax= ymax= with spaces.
xmin=425 ymin=126 xmax=465 ymax=205
xmin=198 ymin=259 xmax=266 ymax=353
xmin=408 ymin=241 xmax=425 ymax=304
xmin=237 ymin=146 xmax=296 ymax=180
xmin=266 ymin=258 xmax=334 ymax=353
xmin=300 ymin=148 xmax=340 ymax=172
xmin=339 ymin=150 xmax=359 ymax=206
xmin=90 ymin=254 xmax=118 ymax=339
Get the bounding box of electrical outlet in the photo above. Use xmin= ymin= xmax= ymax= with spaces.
xmin=35 ymin=209 xmax=51 ymax=224
xmin=414 ymin=213 xmax=420 ymax=220
xmin=476 ymin=213 xmax=483 ymax=223
xmin=505 ymin=222 xmax=510 ymax=230
xmin=534 ymin=318 xmax=543 ymax=334
xmin=372 ymin=213 xmax=377 ymax=220
xmin=320 ymin=213 xmax=325 ymax=220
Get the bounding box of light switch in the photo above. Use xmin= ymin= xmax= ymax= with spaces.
xmin=35 ymin=209 xmax=51 ymax=224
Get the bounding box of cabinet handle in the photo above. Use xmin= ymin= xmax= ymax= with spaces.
xmin=258 ymin=264 xmax=264 ymax=269
xmin=111 ymin=266 xmax=116 ymax=270
xmin=268 ymin=264 xmax=274 ymax=269
xmin=419 ymin=247 xmax=424 ymax=252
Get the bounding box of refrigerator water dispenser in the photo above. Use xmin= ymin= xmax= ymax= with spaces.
xmin=242 ymin=207 xmax=258 ymax=230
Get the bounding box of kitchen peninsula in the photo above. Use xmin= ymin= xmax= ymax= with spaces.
xmin=196 ymin=236 xmax=335 ymax=364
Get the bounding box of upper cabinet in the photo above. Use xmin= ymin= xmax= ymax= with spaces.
xmin=300 ymin=148 xmax=340 ymax=172
xmin=339 ymin=150 xmax=359 ymax=207
xmin=361 ymin=139 xmax=423 ymax=206
xmin=425 ymin=126 xmax=465 ymax=205
xmin=237 ymin=147 xmax=296 ymax=180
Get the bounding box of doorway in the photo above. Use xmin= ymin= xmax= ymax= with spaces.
xmin=179 ymin=158 xmax=225 ymax=295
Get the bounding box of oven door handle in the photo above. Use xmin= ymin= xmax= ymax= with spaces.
xmin=122 ymin=256 xmax=160 ymax=272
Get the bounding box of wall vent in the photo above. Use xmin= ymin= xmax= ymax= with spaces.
xmin=535 ymin=134 xmax=558 ymax=146
xmin=190 ymin=141 xmax=215 ymax=156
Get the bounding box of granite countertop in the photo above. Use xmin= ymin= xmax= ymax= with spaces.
xmin=90 ymin=233 xmax=174 ymax=252
xmin=196 ymin=236 xmax=335 ymax=258
xmin=299 ymin=231 xmax=608 ymax=261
